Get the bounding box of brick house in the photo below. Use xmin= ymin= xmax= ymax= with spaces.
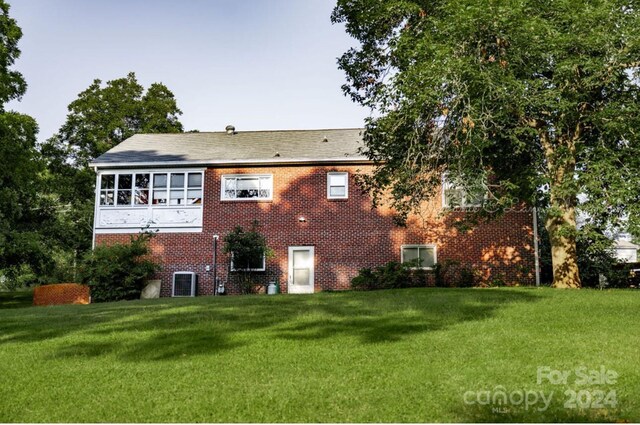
xmin=91 ymin=127 xmax=535 ymax=296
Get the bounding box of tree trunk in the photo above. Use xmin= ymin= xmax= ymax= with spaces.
xmin=545 ymin=202 xmax=581 ymax=288
xmin=539 ymin=128 xmax=582 ymax=288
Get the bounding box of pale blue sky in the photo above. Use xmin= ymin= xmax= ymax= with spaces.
xmin=6 ymin=0 xmax=368 ymax=142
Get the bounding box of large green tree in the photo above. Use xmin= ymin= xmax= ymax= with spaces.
xmin=333 ymin=0 xmax=640 ymax=288
xmin=41 ymin=73 xmax=184 ymax=264
xmin=0 ymin=0 xmax=55 ymax=286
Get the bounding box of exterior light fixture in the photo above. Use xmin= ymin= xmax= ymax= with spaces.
xmin=298 ymin=216 xmax=307 ymax=222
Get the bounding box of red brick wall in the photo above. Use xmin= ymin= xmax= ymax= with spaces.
xmin=95 ymin=165 xmax=535 ymax=296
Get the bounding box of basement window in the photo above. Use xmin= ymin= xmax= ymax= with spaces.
xmin=230 ymin=252 xmax=266 ymax=272
xmin=401 ymin=245 xmax=437 ymax=269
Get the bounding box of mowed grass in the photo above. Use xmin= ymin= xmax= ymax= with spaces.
xmin=0 ymin=288 xmax=638 ymax=423
xmin=0 ymin=289 xmax=33 ymax=309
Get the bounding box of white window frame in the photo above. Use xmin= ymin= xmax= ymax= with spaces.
xmin=401 ymin=244 xmax=437 ymax=269
xmin=327 ymin=172 xmax=349 ymax=199
xmin=441 ymin=173 xmax=485 ymax=209
xmin=98 ymin=169 xmax=204 ymax=208
xmin=221 ymin=174 xmax=273 ymax=201
xmin=230 ymin=252 xmax=267 ymax=272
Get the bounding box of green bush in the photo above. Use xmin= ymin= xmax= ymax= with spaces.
xmin=351 ymin=261 xmax=418 ymax=290
xmin=79 ymin=232 xmax=160 ymax=302
xmin=223 ymin=221 xmax=274 ymax=294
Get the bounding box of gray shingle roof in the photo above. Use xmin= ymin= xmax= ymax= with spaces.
xmin=91 ymin=128 xmax=367 ymax=167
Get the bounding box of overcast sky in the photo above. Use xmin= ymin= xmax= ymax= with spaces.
xmin=6 ymin=0 xmax=368 ymax=142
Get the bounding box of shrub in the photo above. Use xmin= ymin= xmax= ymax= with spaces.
xmin=79 ymin=232 xmax=160 ymax=302
xmin=223 ymin=221 xmax=273 ymax=294
xmin=351 ymin=261 xmax=416 ymax=290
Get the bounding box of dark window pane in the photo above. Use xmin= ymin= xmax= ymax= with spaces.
xmin=135 ymin=174 xmax=150 ymax=189
xmin=101 ymin=174 xmax=115 ymax=189
xmin=118 ymin=174 xmax=132 ymax=190
xmin=233 ymin=252 xmax=264 ymax=270
xmin=117 ymin=190 xmax=131 ymax=205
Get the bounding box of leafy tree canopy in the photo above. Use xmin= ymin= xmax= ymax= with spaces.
xmin=43 ymin=72 xmax=183 ymax=170
xmin=39 ymin=73 xmax=185 ymax=273
xmin=0 ymin=0 xmax=26 ymax=107
xmin=0 ymin=0 xmax=55 ymax=285
xmin=333 ymin=0 xmax=640 ymax=287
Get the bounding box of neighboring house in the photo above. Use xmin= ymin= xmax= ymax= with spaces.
xmin=614 ymin=238 xmax=639 ymax=263
xmin=91 ymin=127 xmax=535 ymax=296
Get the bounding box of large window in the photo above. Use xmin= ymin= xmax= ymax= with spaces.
xmin=327 ymin=172 xmax=348 ymax=199
xmin=99 ymin=170 xmax=203 ymax=207
xmin=401 ymin=245 xmax=436 ymax=269
xmin=221 ymin=175 xmax=272 ymax=201
xmin=442 ymin=174 xmax=485 ymax=208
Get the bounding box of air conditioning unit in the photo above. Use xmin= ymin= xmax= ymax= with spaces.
xmin=172 ymin=271 xmax=197 ymax=297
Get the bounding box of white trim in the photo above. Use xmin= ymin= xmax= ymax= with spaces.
xmin=220 ymin=174 xmax=273 ymax=201
xmin=401 ymin=244 xmax=437 ymax=269
xmin=94 ymin=227 xmax=202 ymax=234
xmin=91 ymin=157 xmax=371 ymax=169
xmin=288 ymin=246 xmax=315 ymax=294
xmin=327 ymin=172 xmax=349 ymax=199
xmin=92 ymin=167 xmax=100 ymax=249
xmin=172 ymin=271 xmax=196 ymax=297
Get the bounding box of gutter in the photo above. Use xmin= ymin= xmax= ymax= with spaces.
xmin=89 ymin=157 xmax=372 ymax=169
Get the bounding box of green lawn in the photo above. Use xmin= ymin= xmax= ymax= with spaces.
xmin=0 ymin=289 xmax=33 ymax=309
xmin=0 ymin=288 xmax=638 ymax=422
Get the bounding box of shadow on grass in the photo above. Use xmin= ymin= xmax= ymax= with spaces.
xmin=0 ymin=288 xmax=544 ymax=362
xmin=0 ymin=290 xmax=33 ymax=309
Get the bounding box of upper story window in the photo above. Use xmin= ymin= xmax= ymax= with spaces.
xmin=221 ymin=175 xmax=272 ymax=201
xmin=327 ymin=172 xmax=348 ymax=199
xmin=99 ymin=170 xmax=203 ymax=207
xmin=442 ymin=174 xmax=485 ymax=208
xmin=401 ymin=244 xmax=437 ymax=269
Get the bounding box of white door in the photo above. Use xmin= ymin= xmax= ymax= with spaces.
xmin=288 ymin=246 xmax=314 ymax=294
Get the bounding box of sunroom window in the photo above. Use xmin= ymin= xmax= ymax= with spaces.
xmin=116 ymin=174 xmax=133 ymax=206
xmin=99 ymin=171 xmax=204 ymax=207
xmin=99 ymin=174 xmax=115 ymax=205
